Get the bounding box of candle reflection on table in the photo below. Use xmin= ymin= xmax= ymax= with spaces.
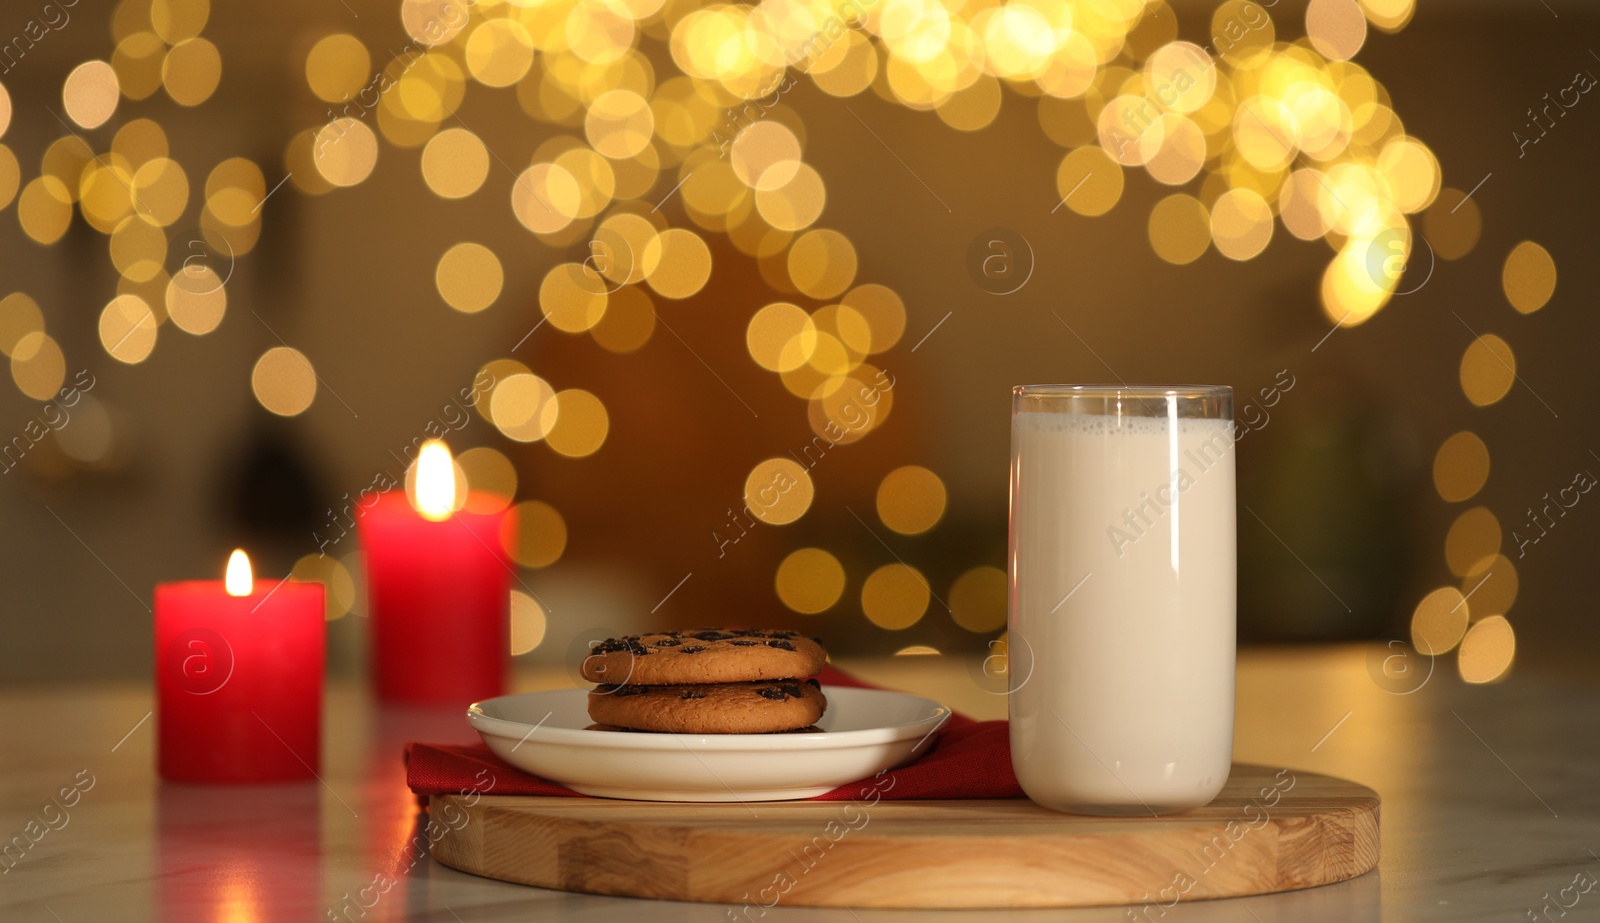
xmin=157 ymin=783 xmax=323 ymax=921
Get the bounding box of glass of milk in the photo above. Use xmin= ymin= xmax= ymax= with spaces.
xmin=1008 ymin=384 xmax=1235 ymax=815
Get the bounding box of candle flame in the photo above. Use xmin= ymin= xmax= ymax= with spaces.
xmin=412 ymin=440 xmax=456 ymax=522
xmin=225 ymin=549 xmax=254 ymax=597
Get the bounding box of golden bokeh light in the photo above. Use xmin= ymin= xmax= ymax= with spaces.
xmin=513 ymin=163 xmax=581 ymax=234
xmin=18 ymin=177 xmax=74 ymax=245
xmin=205 ymin=157 xmax=265 ymax=226
xmin=1459 ymin=334 xmax=1516 ymax=407
xmin=1445 ymin=506 xmax=1500 ymax=578
xmin=545 ymin=389 xmax=610 ymax=458
xmin=1306 ymin=0 xmax=1368 ymax=61
xmin=132 ymin=158 xmax=191 ymax=227
xmin=109 ymin=218 xmax=168 ymax=282
xmin=80 ymin=165 xmax=137 ymax=233
xmin=938 ymin=77 xmax=1004 ymax=132
xmin=1457 ymin=615 xmax=1514 ymax=684
xmin=490 ymin=372 xmax=560 ymax=443
xmin=0 ymin=294 xmax=45 ymax=357
xmin=510 ymin=590 xmax=548 ymax=655
xmin=99 ymin=295 xmax=158 ymax=364
xmin=1461 ymin=554 xmax=1517 ymax=621
xmin=1144 ymin=114 xmax=1206 ymax=185
xmin=421 ymin=128 xmax=489 ymax=199
xmin=813 ymin=304 xmax=871 ymax=360
xmin=1278 ymin=169 xmax=1332 ymax=241
xmin=950 ymin=565 xmax=1007 ymax=633
xmin=466 ymin=19 xmax=535 ymax=88
xmin=755 ymin=162 xmax=826 ymax=230
xmin=1409 ymin=586 xmax=1468 ymax=656
xmin=539 ymin=263 xmax=609 ymax=332
xmin=313 ymin=118 xmax=379 ymax=187
xmin=163 ymin=38 xmax=222 ymax=107
xmin=251 ymin=346 xmax=318 ymax=417
xmin=744 ymin=458 xmax=814 ymax=526
xmin=788 ymin=229 xmax=858 ymax=300
xmin=861 ymin=563 xmax=930 ymax=630
xmin=436 ymin=242 xmax=504 ymax=313
xmin=876 ymin=466 xmax=948 ymax=536
xmin=151 ymin=0 xmax=210 ymax=44
xmin=10 ymin=332 xmax=66 ymax=401
xmin=1432 ymin=431 xmax=1489 ymax=503
xmin=42 ymin=136 xmax=92 ymax=198
xmin=1501 ymin=241 xmax=1556 ymax=314
xmin=63 ymin=61 xmax=121 ymax=130
xmin=775 ymin=548 xmax=847 ymax=614
xmin=0 ymin=82 xmax=10 ymax=138
xmin=1211 ymin=188 xmax=1274 ymax=261
xmin=166 ymin=266 xmax=227 ymax=335
xmin=1056 ymin=145 xmax=1123 ymax=216
xmin=0 ymin=145 xmax=18 ymax=211
xmin=642 ymin=227 xmax=712 ymax=299
xmin=1376 ymin=137 xmax=1439 ymax=213
xmin=747 ymin=302 xmax=816 ymax=373
xmin=113 ymin=32 xmax=166 ymax=101
xmin=592 ymin=211 xmax=657 ymax=287
xmin=502 ymin=500 xmax=567 ymax=568
xmin=586 ymin=90 xmax=655 ymax=160
xmin=457 ymin=446 xmax=518 ymax=514
xmin=306 ymin=34 xmax=371 ymax=103
xmin=841 ymin=284 xmax=907 ymax=353
xmin=731 ymin=122 xmax=802 ymax=191
xmin=1149 ymin=194 xmax=1211 ymax=265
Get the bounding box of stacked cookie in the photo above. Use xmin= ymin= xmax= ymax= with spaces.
xmin=581 ymin=629 xmax=828 ymax=734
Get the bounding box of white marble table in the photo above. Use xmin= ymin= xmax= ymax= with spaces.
xmin=1 ymin=646 xmax=1591 ymax=922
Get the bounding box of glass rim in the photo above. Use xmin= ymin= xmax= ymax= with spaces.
xmin=1013 ymin=384 xmax=1232 ymax=399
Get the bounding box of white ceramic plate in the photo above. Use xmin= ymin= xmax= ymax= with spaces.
xmin=467 ymin=686 xmax=951 ymax=802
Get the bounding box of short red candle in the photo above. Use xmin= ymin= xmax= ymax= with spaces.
xmin=361 ymin=490 xmax=511 ymax=706
xmin=155 ymin=560 xmax=325 ymax=784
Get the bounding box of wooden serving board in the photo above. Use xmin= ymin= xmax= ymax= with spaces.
xmin=429 ymin=764 xmax=1378 ymax=908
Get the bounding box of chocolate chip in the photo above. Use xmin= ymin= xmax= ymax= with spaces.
xmin=766 ymin=639 xmax=794 ymax=651
xmin=679 ymin=689 xmax=707 ymax=699
xmin=680 ymin=645 xmax=707 ymax=654
xmin=811 ymin=637 xmax=824 ymax=645
xmin=600 ymin=684 xmax=648 ymax=697
xmin=655 ymin=638 xmax=682 ymax=647
xmin=757 ymin=686 xmax=789 ymax=700
xmin=693 ymin=631 xmax=731 ymax=641
xmin=731 ymin=640 xmax=759 ymax=647
xmin=773 ymin=630 xmax=798 ymax=638
xmin=805 ymin=678 xmax=821 ymax=689
xmin=780 ymin=683 xmax=804 ymax=698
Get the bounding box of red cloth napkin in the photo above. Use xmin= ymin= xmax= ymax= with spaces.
xmin=405 ymin=665 xmax=1023 ymax=800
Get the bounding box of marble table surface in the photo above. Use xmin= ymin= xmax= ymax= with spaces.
xmin=1 ymin=645 xmax=1592 ymax=922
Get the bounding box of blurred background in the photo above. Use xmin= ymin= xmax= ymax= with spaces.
xmin=0 ymin=0 xmax=1593 ymax=685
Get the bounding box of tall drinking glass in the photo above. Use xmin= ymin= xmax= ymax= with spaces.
xmin=1009 ymin=385 xmax=1235 ymax=815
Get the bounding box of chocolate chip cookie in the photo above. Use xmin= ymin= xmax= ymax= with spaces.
xmin=579 ymin=628 xmax=828 ymax=686
xmin=586 ymin=679 xmax=827 ymax=734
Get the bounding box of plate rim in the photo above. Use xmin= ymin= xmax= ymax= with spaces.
xmin=468 ymin=685 xmax=951 ymax=752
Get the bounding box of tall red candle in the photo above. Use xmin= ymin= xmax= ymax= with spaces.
xmin=361 ymin=442 xmax=511 ymax=706
xmin=156 ymin=551 xmax=325 ymax=783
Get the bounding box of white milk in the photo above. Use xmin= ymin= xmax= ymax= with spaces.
xmin=1009 ymin=411 xmax=1236 ymax=814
